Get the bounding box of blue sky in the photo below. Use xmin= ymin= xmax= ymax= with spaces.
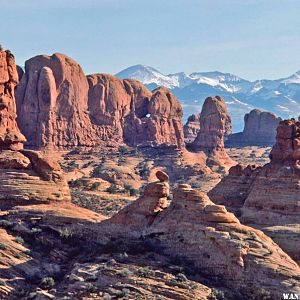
xmin=1 ymin=0 xmax=300 ymax=80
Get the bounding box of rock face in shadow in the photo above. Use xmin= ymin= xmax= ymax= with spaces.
xmin=210 ymin=119 xmax=300 ymax=264
xmin=15 ymin=53 xmax=185 ymax=150
xmin=0 ymin=50 xmax=71 ymax=204
xmin=0 ymin=50 xmax=26 ymax=150
xmin=190 ymin=96 xmax=235 ymax=168
xmin=183 ymin=114 xmax=200 ymax=142
xmin=226 ymin=109 xmax=282 ymax=146
xmin=99 ymin=173 xmax=300 ymax=299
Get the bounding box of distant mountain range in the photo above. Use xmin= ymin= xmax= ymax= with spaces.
xmin=116 ymin=65 xmax=300 ymax=132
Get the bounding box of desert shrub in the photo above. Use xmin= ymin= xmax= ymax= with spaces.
xmin=175 ymin=273 xmax=188 ymax=282
xmin=40 ymin=276 xmax=55 ymax=288
xmin=208 ymin=288 xmax=226 ymax=300
xmin=124 ymin=184 xmax=140 ymax=196
xmin=59 ymin=227 xmax=73 ymax=239
xmin=136 ymin=266 xmax=155 ymax=278
xmin=118 ymin=146 xmax=129 ymax=155
xmin=15 ymin=236 xmax=24 ymax=244
xmin=0 ymin=243 xmax=6 ymax=250
xmin=92 ymin=165 xmax=103 ymax=178
xmin=106 ymin=183 xmax=119 ymax=194
xmin=88 ymin=182 xmax=101 ymax=191
xmin=0 ymin=280 xmax=6 ymax=286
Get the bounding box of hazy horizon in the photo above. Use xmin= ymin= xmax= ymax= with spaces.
xmin=1 ymin=0 xmax=300 ymax=81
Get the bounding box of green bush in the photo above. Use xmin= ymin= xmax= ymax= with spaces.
xmin=106 ymin=184 xmax=119 ymax=194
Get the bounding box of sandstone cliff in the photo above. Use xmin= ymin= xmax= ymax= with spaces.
xmin=226 ymin=109 xmax=281 ymax=146
xmin=15 ymin=53 xmax=185 ymax=149
xmin=190 ymin=96 xmax=235 ymax=168
xmin=99 ymin=171 xmax=300 ymax=299
xmin=210 ymin=119 xmax=300 ymax=263
xmin=0 ymin=50 xmax=71 ymax=204
xmin=0 ymin=50 xmax=26 ymax=150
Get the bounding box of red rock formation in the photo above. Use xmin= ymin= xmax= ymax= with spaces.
xmin=0 ymin=50 xmax=70 ymax=203
xmin=123 ymin=87 xmax=185 ymax=148
xmin=15 ymin=54 xmax=185 ymax=149
xmin=99 ymin=173 xmax=300 ymax=299
xmin=211 ymin=119 xmax=300 ymax=264
xmin=0 ymin=50 xmax=26 ymax=150
xmin=208 ymin=164 xmax=261 ymax=213
xmin=183 ymin=113 xmax=200 ymax=142
xmin=226 ymin=109 xmax=281 ymax=146
xmin=191 ymin=96 xmax=235 ymax=168
xmin=15 ymin=53 xmax=106 ymax=148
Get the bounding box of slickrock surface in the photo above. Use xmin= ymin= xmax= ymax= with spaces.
xmin=190 ymin=96 xmax=235 ymax=168
xmin=99 ymin=174 xmax=300 ymax=299
xmin=208 ymin=164 xmax=261 ymax=213
xmin=226 ymin=109 xmax=282 ymax=146
xmin=183 ymin=113 xmax=200 ymax=142
xmin=211 ymin=119 xmax=300 ymax=264
xmin=0 ymin=50 xmax=26 ymax=150
xmin=16 ymin=53 xmax=185 ymax=149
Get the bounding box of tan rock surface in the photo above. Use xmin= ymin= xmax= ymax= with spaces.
xmin=211 ymin=119 xmax=300 ymax=264
xmin=99 ymin=174 xmax=300 ymax=299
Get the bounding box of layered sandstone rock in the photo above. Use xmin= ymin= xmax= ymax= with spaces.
xmin=15 ymin=53 xmax=107 ymax=148
xmin=183 ymin=113 xmax=200 ymax=142
xmin=211 ymin=119 xmax=300 ymax=263
xmin=191 ymin=96 xmax=235 ymax=168
xmin=226 ymin=109 xmax=281 ymax=146
xmin=208 ymin=164 xmax=261 ymax=213
xmin=16 ymin=53 xmax=185 ymax=149
xmin=0 ymin=50 xmax=71 ymax=204
xmin=100 ymin=174 xmax=300 ymax=299
xmin=0 ymin=50 xmax=26 ymax=150
xmin=88 ymin=75 xmax=185 ymax=149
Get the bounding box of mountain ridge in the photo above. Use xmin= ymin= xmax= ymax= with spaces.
xmin=116 ymin=65 xmax=300 ymax=132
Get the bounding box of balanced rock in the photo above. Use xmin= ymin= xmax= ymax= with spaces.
xmin=155 ymin=170 xmax=169 ymax=182
xmin=183 ymin=113 xmax=200 ymax=142
xmin=100 ymin=181 xmax=300 ymax=299
xmin=226 ymin=109 xmax=281 ymax=146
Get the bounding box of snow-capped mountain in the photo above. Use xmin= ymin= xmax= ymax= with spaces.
xmin=116 ymin=65 xmax=300 ymax=132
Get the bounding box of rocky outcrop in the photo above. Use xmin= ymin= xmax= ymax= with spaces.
xmin=0 ymin=50 xmax=26 ymax=150
xmin=0 ymin=50 xmax=71 ymax=204
xmin=226 ymin=109 xmax=281 ymax=146
xmin=99 ymin=173 xmax=300 ymax=299
xmin=15 ymin=53 xmax=185 ymax=149
xmin=208 ymin=164 xmax=261 ymax=213
xmin=210 ymin=119 xmax=300 ymax=263
xmin=183 ymin=114 xmax=200 ymax=142
xmin=190 ymin=96 xmax=235 ymax=168
xmin=88 ymin=74 xmax=185 ymax=149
